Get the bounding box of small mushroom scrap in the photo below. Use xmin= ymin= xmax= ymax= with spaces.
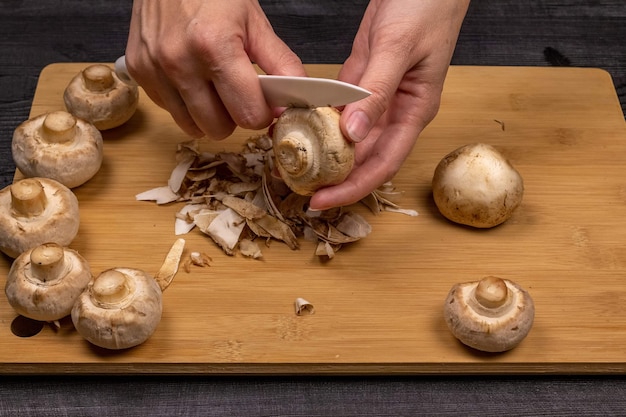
xmin=432 ymin=143 xmax=524 ymax=228
xmin=5 ymin=242 xmax=92 ymax=322
xmin=0 ymin=177 xmax=80 ymax=258
xmin=71 ymin=267 xmax=163 ymax=350
xmin=12 ymin=110 xmax=104 ymax=188
xmin=64 ymin=64 xmax=139 ymax=130
xmin=271 ymin=107 xmax=354 ymax=196
xmin=443 ymin=276 xmax=535 ymax=352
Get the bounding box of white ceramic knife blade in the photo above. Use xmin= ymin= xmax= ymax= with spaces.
xmin=114 ymin=55 xmax=370 ymax=108
xmin=258 ymin=74 xmax=370 ymax=108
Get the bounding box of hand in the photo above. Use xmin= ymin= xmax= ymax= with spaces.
xmin=309 ymin=0 xmax=470 ymax=210
xmin=125 ymin=0 xmax=306 ymax=139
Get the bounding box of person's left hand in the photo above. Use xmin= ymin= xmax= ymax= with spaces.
xmin=309 ymin=0 xmax=470 ymax=210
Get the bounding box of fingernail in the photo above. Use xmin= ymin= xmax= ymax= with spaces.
xmin=346 ymin=110 xmax=371 ymax=143
xmin=305 ymin=207 xmax=322 ymax=217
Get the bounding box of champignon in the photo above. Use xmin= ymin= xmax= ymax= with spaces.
xmin=71 ymin=267 xmax=163 ymax=350
xmin=443 ymin=276 xmax=535 ymax=352
xmin=5 ymin=242 xmax=92 ymax=322
xmin=63 ymin=64 xmax=139 ymax=130
xmin=271 ymin=107 xmax=354 ymax=195
xmin=0 ymin=177 xmax=80 ymax=258
xmin=432 ymin=143 xmax=524 ymax=228
xmin=12 ymin=110 xmax=104 ymax=188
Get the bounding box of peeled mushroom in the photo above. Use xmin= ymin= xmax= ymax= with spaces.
xmin=71 ymin=267 xmax=163 ymax=350
xmin=12 ymin=110 xmax=104 ymax=188
xmin=0 ymin=178 xmax=80 ymax=258
xmin=432 ymin=143 xmax=524 ymax=228
xmin=63 ymin=64 xmax=139 ymax=130
xmin=5 ymin=242 xmax=92 ymax=322
xmin=271 ymin=107 xmax=354 ymax=195
xmin=443 ymin=276 xmax=535 ymax=352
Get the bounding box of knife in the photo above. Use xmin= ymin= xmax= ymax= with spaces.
xmin=114 ymin=55 xmax=370 ymax=108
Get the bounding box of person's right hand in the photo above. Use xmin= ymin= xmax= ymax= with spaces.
xmin=125 ymin=0 xmax=306 ymax=139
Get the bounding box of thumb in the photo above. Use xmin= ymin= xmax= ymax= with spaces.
xmin=339 ymin=55 xmax=405 ymax=143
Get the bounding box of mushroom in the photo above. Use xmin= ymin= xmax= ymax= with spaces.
xmin=271 ymin=106 xmax=354 ymax=195
xmin=71 ymin=267 xmax=163 ymax=350
xmin=5 ymin=242 xmax=92 ymax=322
xmin=0 ymin=177 xmax=80 ymax=258
xmin=432 ymin=143 xmax=524 ymax=228
xmin=443 ymin=276 xmax=535 ymax=352
xmin=12 ymin=110 xmax=104 ymax=188
xmin=63 ymin=64 xmax=139 ymax=130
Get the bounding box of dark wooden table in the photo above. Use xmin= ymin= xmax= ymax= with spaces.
xmin=1 ymin=1 xmax=626 ymax=415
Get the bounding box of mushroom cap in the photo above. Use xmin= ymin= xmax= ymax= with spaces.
xmin=272 ymin=107 xmax=354 ymax=196
xmin=71 ymin=267 xmax=163 ymax=350
xmin=5 ymin=242 xmax=92 ymax=321
xmin=12 ymin=111 xmax=104 ymax=188
xmin=0 ymin=178 xmax=80 ymax=258
xmin=443 ymin=276 xmax=535 ymax=352
xmin=432 ymin=143 xmax=524 ymax=228
xmin=63 ymin=64 xmax=139 ymax=130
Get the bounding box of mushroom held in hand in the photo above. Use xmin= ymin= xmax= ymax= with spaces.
xmin=443 ymin=276 xmax=535 ymax=352
xmin=71 ymin=267 xmax=163 ymax=350
xmin=5 ymin=242 xmax=92 ymax=322
xmin=0 ymin=178 xmax=80 ymax=258
xmin=432 ymin=143 xmax=524 ymax=228
xmin=64 ymin=64 xmax=139 ymax=130
xmin=271 ymin=107 xmax=354 ymax=196
xmin=12 ymin=110 xmax=103 ymax=188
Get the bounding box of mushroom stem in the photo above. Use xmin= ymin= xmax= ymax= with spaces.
xmin=275 ymin=131 xmax=314 ymax=177
xmin=271 ymin=107 xmax=354 ymax=196
xmin=91 ymin=269 xmax=134 ymax=307
xmin=82 ymin=64 xmax=115 ymax=92
xmin=29 ymin=243 xmax=66 ymax=283
xmin=41 ymin=111 xmax=77 ymax=144
xmin=474 ymin=276 xmax=509 ymax=308
xmin=10 ymin=178 xmax=47 ymax=217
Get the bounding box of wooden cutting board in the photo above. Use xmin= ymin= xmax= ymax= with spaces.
xmin=1 ymin=63 xmax=625 ymax=375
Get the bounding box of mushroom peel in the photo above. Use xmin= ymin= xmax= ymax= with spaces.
xmin=63 ymin=64 xmax=139 ymax=130
xmin=71 ymin=267 xmax=163 ymax=350
xmin=0 ymin=177 xmax=80 ymax=258
xmin=5 ymin=242 xmax=92 ymax=322
xmin=432 ymin=143 xmax=524 ymax=228
xmin=12 ymin=110 xmax=104 ymax=188
xmin=271 ymin=107 xmax=354 ymax=196
xmin=443 ymin=276 xmax=535 ymax=353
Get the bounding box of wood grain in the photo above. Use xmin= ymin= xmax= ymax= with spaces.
xmin=1 ymin=63 xmax=625 ymax=375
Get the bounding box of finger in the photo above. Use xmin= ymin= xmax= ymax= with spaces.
xmin=308 ymin=151 xmax=390 ymax=211
xmin=339 ymin=47 xmax=409 ymax=144
xmin=209 ymin=54 xmax=273 ymax=131
xmin=125 ymin=41 xmax=209 ymax=138
xmin=311 ymin=99 xmax=428 ymax=210
xmin=141 ymin=71 xmax=207 ymax=138
xmin=178 ymin=79 xmax=236 ymax=140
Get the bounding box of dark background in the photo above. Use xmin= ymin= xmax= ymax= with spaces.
xmin=1 ymin=1 xmax=626 ymax=415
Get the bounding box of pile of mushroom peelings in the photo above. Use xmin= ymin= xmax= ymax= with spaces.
xmin=136 ymin=135 xmax=418 ymax=260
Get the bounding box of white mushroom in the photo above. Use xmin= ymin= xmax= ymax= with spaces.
xmin=443 ymin=276 xmax=535 ymax=352
xmin=12 ymin=110 xmax=104 ymax=188
xmin=63 ymin=64 xmax=139 ymax=130
xmin=271 ymin=107 xmax=354 ymax=195
xmin=0 ymin=177 xmax=80 ymax=258
xmin=432 ymin=143 xmax=524 ymax=228
xmin=5 ymin=242 xmax=92 ymax=322
xmin=71 ymin=267 xmax=163 ymax=350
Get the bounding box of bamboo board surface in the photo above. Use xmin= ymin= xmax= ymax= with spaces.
xmin=1 ymin=63 xmax=626 ymax=375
